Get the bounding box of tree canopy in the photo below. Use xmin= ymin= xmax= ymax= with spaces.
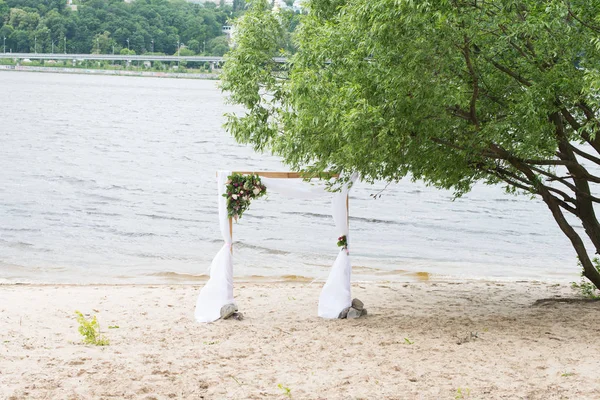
xmin=221 ymin=0 xmax=600 ymax=288
xmin=0 ymin=0 xmax=243 ymax=55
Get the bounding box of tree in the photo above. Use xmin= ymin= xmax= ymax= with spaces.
xmin=233 ymin=0 xmax=246 ymax=13
xmin=0 ymin=25 xmax=14 ymax=47
xmin=207 ymin=35 xmax=229 ymax=56
xmin=0 ymin=1 xmax=8 ymax=18
xmin=221 ymin=0 xmax=600 ymax=289
xmin=10 ymin=29 xmax=29 ymax=52
xmin=119 ymin=47 xmax=135 ymax=55
xmin=92 ymin=30 xmax=112 ymax=54
xmin=176 ymin=46 xmax=194 ymax=56
xmin=33 ymin=26 xmax=50 ymax=53
xmin=8 ymin=8 xmax=40 ymax=31
xmin=187 ymin=38 xmax=200 ymax=54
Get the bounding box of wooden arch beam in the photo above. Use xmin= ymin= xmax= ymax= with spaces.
xmin=220 ymin=171 xmax=340 ymax=179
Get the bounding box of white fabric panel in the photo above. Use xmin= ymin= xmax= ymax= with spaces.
xmin=318 ymin=250 xmax=352 ymax=318
xmin=261 ymin=177 xmax=331 ymax=199
xmin=318 ymin=173 xmax=358 ymax=318
xmin=218 ymin=170 xmax=233 ymax=245
xmin=195 ymin=171 xmax=235 ymax=323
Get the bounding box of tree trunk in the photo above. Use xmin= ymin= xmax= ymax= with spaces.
xmin=541 ymin=192 xmax=600 ymax=289
xmin=551 ymin=112 xmax=600 ymax=288
xmin=576 ymin=212 xmax=600 ymax=287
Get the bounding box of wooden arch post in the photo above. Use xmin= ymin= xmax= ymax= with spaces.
xmin=221 ymin=171 xmax=345 ymax=254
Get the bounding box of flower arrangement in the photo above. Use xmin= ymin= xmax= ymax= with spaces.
xmin=337 ymin=235 xmax=348 ymax=251
xmin=223 ymin=173 xmax=267 ymax=221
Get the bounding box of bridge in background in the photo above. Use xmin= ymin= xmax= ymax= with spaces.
xmin=0 ymin=53 xmax=287 ymax=63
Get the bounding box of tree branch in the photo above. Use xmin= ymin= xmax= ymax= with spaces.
xmin=493 ymin=173 xmax=534 ymax=193
xmin=485 ymin=57 xmax=532 ymax=87
xmin=577 ymin=101 xmax=598 ymax=122
xmin=497 ymin=24 xmax=535 ymax=61
xmin=462 ymin=35 xmax=479 ymax=127
xmin=446 ymin=105 xmax=472 ymax=121
xmin=567 ymin=6 xmax=600 ymax=34
xmin=569 ymin=144 xmax=600 ymax=166
xmin=488 ymin=142 xmax=600 ymax=203
xmin=490 ymin=165 xmax=578 ymax=215
xmin=543 ymin=185 xmax=577 ymax=205
xmin=559 ymin=107 xmax=600 ymax=155
xmin=492 ymin=165 xmax=532 ymax=185
xmin=521 ymin=158 xmax=577 ymax=166
xmin=554 ymin=198 xmax=578 ymax=214
xmin=560 ymin=107 xmax=582 ymax=130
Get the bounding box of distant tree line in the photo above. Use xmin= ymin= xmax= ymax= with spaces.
xmin=0 ymin=0 xmax=246 ymax=56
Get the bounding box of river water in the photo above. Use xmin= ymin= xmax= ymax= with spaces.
xmin=0 ymin=71 xmax=582 ymax=284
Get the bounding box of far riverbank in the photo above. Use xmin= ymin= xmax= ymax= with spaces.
xmin=0 ymin=64 xmax=219 ymax=79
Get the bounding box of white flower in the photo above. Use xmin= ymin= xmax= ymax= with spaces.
xmin=240 ymin=190 xmax=244 ymax=194
xmin=226 ymin=179 xmax=232 ymax=184
xmin=231 ymin=194 xmax=238 ymax=200
xmin=243 ymin=196 xmax=248 ymax=201
xmin=252 ymin=188 xmax=261 ymax=195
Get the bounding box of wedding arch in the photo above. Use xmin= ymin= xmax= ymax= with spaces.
xmin=195 ymin=170 xmax=358 ymax=323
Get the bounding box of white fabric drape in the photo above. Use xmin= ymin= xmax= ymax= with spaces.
xmin=260 ymin=177 xmax=332 ymax=199
xmin=195 ymin=171 xmax=358 ymax=323
xmin=195 ymin=171 xmax=235 ymax=323
xmin=318 ymin=173 xmax=357 ymax=318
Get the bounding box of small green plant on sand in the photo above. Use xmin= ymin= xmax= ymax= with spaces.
xmin=278 ymin=383 xmax=292 ymax=398
xmin=455 ymin=387 xmax=471 ymax=399
xmin=404 ymin=338 xmax=414 ymax=345
xmin=561 ymin=371 xmax=575 ymax=377
xmin=75 ymin=311 xmax=109 ymax=346
xmin=571 ymin=258 xmax=600 ymax=299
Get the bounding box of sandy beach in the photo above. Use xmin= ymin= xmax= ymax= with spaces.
xmin=1 ymin=280 xmax=599 ymax=399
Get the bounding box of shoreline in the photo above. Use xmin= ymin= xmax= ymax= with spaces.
xmin=2 ymin=280 xmax=599 ymax=399
xmin=0 ymin=275 xmax=574 ymax=286
xmin=0 ymin=262 xmax=578 ymax=287
xmin=0 ymin=272 xmax=576 ymax=287
xmin=0 ymin=64 xmax=219 ymax=79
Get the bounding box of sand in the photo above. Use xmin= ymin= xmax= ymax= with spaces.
xmin=1 ymin=280 xmax=599 ymax=399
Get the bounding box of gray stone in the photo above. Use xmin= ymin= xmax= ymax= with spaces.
xmin=361 ymin=308 xmax=367 ymax=317
xmin=351 ymin=298 xmax=364 ymax=311
xmin=231 ymin=312 xmax=244 ymax=321
xmin=338 ymin=307 xmax=351 ymax=319
xmin=347 ymin=307 xmax=362 ymax=319
xmin=220 ymin=303 xmax=237 ymax=320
